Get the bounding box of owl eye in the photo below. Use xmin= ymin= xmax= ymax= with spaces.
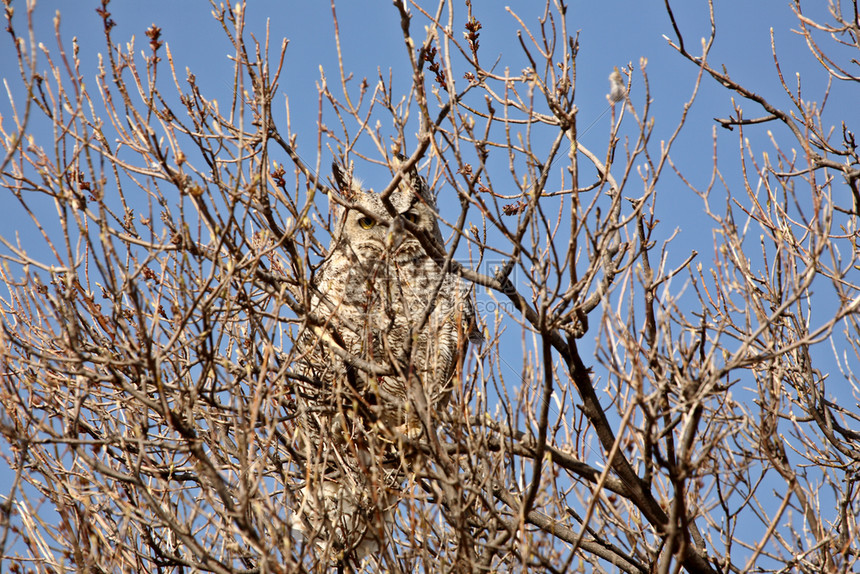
xmin=357 ymin=216 xmax=376 ymax=229
xmin=402 ymin=212 xmax=419 ymax=224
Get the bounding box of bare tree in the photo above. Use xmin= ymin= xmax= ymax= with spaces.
xmin=1 ymin=0 xmax=858 ymax=572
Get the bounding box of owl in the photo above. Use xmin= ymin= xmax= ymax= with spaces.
xmin=290 ymin=154 xmax=480 ymax=564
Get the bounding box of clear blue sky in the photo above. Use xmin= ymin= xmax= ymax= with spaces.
xmin=1 ymin=0 xmax=847 ymax=262
xmin=1 ymin=0 xmax=853 ymax=568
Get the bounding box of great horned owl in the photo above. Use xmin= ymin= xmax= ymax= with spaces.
xmin=290 ymin=154 xmax=480 ymax=563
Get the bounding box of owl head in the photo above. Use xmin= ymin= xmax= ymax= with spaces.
xmin=328 ymin=155 xmax=444 ymax=261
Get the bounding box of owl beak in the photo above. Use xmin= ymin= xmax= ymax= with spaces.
xmin=384 ymin=218 xmax=404 ymax=252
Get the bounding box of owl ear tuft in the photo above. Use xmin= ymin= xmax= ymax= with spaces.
xmin=392 ymin=153 xmax=436 ymax=207
xmin=329 ymin=161 xmax=357 ymax=224
xmin=331 ymin=161 xmax=349 ymax=194
xmin=392 ymin=153 xmax=445 ymax=246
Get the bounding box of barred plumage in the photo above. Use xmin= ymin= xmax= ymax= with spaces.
xmin=290 ymin=155 xmax=479 ymax=563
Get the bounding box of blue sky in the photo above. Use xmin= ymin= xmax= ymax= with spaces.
xmin=2 ymin=0 xmax=848 ymax=259
xmin=1 ymin=0 xmax=854 ymax=568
